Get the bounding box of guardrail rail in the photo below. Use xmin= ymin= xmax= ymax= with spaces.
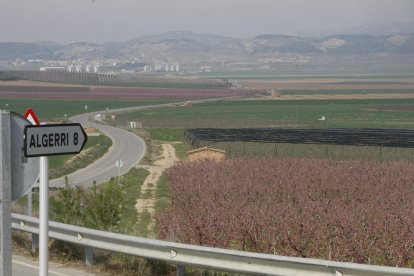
xmin=11 ymin=213 xmax=414 ymax=276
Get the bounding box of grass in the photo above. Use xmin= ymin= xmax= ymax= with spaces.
xmin=145 ymin=128 xmax=189 ymax=158
xmin=172 ymin=142 xmax=190 ymax=160
xmin=146 ymin=128 xmax=184 ymax=141
xmin=119 ymin=98 xmax=414 ymax=129
xmin=117 ymin=168 xmax=149 ymax=235
xmin=210 ymin=141 xmax=414 ymax=162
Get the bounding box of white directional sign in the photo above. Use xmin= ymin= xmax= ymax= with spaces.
xmin=115 ymin=159 xmax=123 ymax=168
xmin=24 ymin=123 xmax=87 ymax=157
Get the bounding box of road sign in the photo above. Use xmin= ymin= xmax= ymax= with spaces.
xmin=24 ymin=108 xmax=40 ymax=125
xmin=24 ymin=123 xmax=87 ymax=157
xmin=115 ymin=159 xmax=123 ymax=168
xmin=1 ymin=111 xmax=41 ymax=275
xmin=10 ymin=112 xmax=40 ymax=200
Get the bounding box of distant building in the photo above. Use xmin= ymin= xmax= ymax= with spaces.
xmin=75 ymin=65 xmax=83 ymax=73
xmin=39 ymin=67 xmax=65 ymax=72
xmin=187 ymin=147 xmax=226 ymax=162
xmin=94 ymin=114 xmax=105 ymax=123
xmin=93 ymin=65 xmax=99 ymax=73
xmin=143 ymin=64 xmax=179 ymax=72
xmin=182 ymin=101 xmax=193 ymax=107
xmin=200 ymin=66 xmax=211 ymax=72
xmin=143 ymin=65 xmax=152 ymax=72
xmin=129 ymin=121 xmax=142 ymax=128
xmin=154 ymin=65 xmax=163 ymax=72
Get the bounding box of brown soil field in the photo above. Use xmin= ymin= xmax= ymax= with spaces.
xmin=239 ymin=78 xmax=414 ymax=90
xmin=239 ymin=77 xmax=414 ymax=84
xmin=254 ymin=93 xmax=414 ymax=101
xmin=0 ymin=80 xmax=90 ymax=87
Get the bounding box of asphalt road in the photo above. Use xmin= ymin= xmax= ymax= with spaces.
xmin=49 ymin=112 xmax=146 ymax=188
xmin=48 ymin=98 xmax=230 ymax=188
xmin=12 ymin=254 xmax=95 ymax=275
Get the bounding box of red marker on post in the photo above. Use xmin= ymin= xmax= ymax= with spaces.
xmin=24 ymin=108 xmax=40 ymax=126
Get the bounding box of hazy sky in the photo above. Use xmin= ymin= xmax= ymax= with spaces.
xmin=1 ymin=0 xmax=413 ymax=43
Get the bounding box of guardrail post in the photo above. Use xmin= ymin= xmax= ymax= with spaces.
xmin=176 ymin=264 xmax=185 ymax=276
xmin=31 ymin=233 xmax=39 ymax=253
xmin=85 ymin=246 xmax=94 ymax=266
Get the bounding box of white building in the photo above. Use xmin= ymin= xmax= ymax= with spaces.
xmin=200 ymin=66 xmax=211 ymax=72
xmin=39 ymin=67 xmax=66 ymax=72
xmin=154 ymin=65 xmax=163 ymax=72
xmin=94 ymin=114 xmax=105 ymax=123
xmin=75 ymin=65 xmax=83 ymax=73
xmin=143 ymin=65 xmax=153 ymax=72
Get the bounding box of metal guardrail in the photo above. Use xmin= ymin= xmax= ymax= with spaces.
xmin=11 ymin=213 xmax=414 ymax=276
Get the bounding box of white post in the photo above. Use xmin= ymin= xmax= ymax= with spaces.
xmin=117 ymin=165 xmax=121 ymax=187
xmin=39 ymin=156 xmax=49 ymax=276
xmin=28 ymin=188 xmax=39 ymax=254
xmin=0 ymin=111 xmax=12 ymax=275
xmin=28 ymin=190 xmax=32 ymax=216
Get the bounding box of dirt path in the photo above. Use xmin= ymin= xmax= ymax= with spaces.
xmin=135 ymin=143 xmax=178 ymax=236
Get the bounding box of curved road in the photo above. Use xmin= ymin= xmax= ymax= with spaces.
xmin=49 ymin=112 xmax=146 ymax=188
xmin=49 ymin=97 xmax=240 ymax=188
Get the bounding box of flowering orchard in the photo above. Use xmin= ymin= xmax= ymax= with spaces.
xmin=157 ymin=159 xmax=414 ymax=267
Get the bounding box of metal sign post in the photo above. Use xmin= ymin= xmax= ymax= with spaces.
xmin=24 ymin=110 xmax=39 ymax=216
xmin=39 ymin=156 xmax=49 ymax=276
xmin=115 ymin=160 xmax=123 ymax=187
xmin=24 ymin=108 xmax=40 ymax=253
xmin=0 ymin=111 xmax=12 ymax=276
xmin=22 ymin=121 xmax=87 ymax=276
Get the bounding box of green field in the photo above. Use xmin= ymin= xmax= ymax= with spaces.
xmin=118 ymin=98 xmax=414 ymax=129
xmin=190 ymin=72 xmax=414 ymax=80
xmin=0 ymin=99 xmax=170 ymax=120
xmin=280 ymin=89 xmax=414 ymax=95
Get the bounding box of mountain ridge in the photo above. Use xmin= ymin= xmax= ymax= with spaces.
xmin=1 ymin=32 xmax=413 ymax=62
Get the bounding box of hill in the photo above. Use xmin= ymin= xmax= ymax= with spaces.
xmin=1 ymin=32 xmax=414 ymax=63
